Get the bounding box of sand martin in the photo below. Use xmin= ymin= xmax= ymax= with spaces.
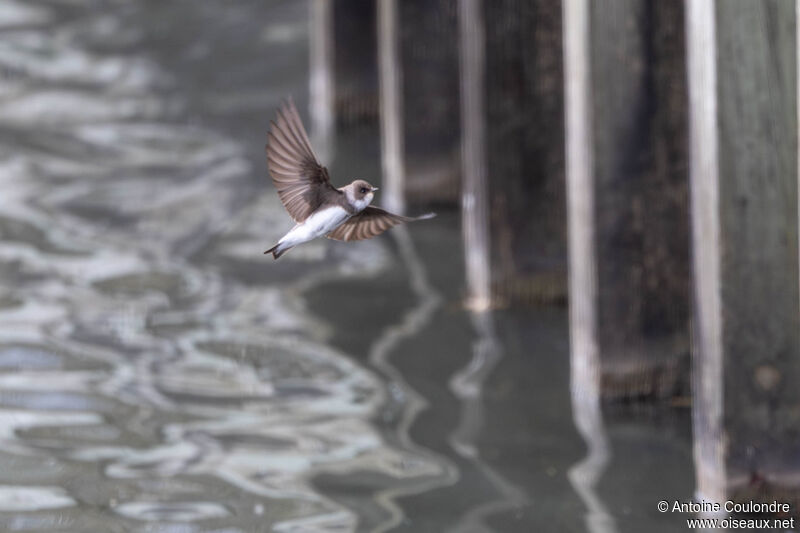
xmin=264 ymin=100 xmax=434 ymax=259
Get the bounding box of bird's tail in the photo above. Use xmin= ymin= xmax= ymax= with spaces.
xmin=263 ymin=243 xmax=292 ymax=259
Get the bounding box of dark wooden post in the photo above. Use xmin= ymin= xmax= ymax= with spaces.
xmin=399 ymin=0 xmax=462 ymax=205
xmin=592 ymin=0 xmax=691 ymax=399
xmin=332 ymin=1 xmax=378 ymax=126
xmin=483 ymin=0 xmax=567 ymax=307
xmin=687 ymin=0 xmax=800 ymax=507
xmin=565 ymin=0 xmax=691 ymax=400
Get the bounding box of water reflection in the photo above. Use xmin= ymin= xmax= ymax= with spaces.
xmin=365 ymin=227 xmax=451 ymax=532
xmin=448 ymin=311 xmax=526 ymax=532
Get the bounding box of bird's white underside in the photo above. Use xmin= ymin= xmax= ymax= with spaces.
xmin=278 ymin=206 xmax=350 ymax=248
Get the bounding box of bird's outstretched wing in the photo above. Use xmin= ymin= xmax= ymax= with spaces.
xmin=327 ymin=207 xmax=435 ymax=242
xmin=266 ymin=99 xmax=338 ymax=222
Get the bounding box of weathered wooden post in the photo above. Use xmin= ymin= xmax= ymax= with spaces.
xmin=458 ymin=0 xmax=571 ymax=308
xmin=332 ymin=1 xmax=378 ymax=125
xmin=686 ymin=0 xmax=800 ymax=507
xmin=399 ymin=0 xmax=462 ymax=205
xmin=593 ymin=0 xmax=691 ymax=400
xmin=563 ymin=3 xmax=691 ymax=528
xmin=310 ymin=0 xmax=334 ymax=162
xmin=377 ymin=0 xmax=406 ymax=214
xmin=564 ymin=0 xmax=691 ymax=400
xmin=563 ymin=1 xmax=617 ymax=531
xmin=483 ymin=0 xmax=567 ymax=307
xmin=459 ymin=0 xmax=492 ymax=309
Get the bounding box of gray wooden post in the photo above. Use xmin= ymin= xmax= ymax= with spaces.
xmin=592 ymin=0 xmax=691 ymax=399
xmin=483 ymin=0 xmax=568 ymax=307
xmin=564 ymin=0 xmax=598 ymax=402
xmin=310 ymin=0 xmax=334 ymax=162
xmin=398 ymin=0 xmax=461 ymax=205
xmin=687 ymin=0 xmax=800 ymax=506
xmin=565 ymin=0 xmax=691 ymax=400
xmin=332 ymin=1 xmax=378 ymax=125
xmin=563 ymin=0 xmax=616 ymax=528
xmin=459 ymin=0 xmax=492 ymax=309
xmin=378 ymin=0 xmax=406 ymax=214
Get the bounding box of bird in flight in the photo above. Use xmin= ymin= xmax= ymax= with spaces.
xmin=264 ymin=100 xmax=434 ymax=259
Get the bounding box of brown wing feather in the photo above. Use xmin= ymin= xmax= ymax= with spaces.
xmin=327 ymin=207 xmax=434 ymax=241
xmin=266 ymin=99 xmax=338 ymax=222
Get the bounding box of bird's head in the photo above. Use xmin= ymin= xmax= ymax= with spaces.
xmin=345 ymin=179 xmax=378 ymax=211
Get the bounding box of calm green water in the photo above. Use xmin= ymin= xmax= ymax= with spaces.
xmin=0 ymin=1 xmax=694 ymax=531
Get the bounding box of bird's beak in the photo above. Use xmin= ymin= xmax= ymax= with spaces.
xmin=371 ymin=187 xmax=379 ymax=192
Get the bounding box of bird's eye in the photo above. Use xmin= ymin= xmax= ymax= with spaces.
xmin=360 ymin=187 xmax=368 ymax=194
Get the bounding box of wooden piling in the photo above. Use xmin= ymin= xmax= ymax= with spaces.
xmin=563 ymin=0 xmax=599 ymax=402
xmin=332 ymin=1 xmax=378 ymax=125
xmin=564 ymin=0 xmax=691 ymax=400
xmin=563 ymin=3 xmax=618 ymax=530
xmin=483 ymin=0 xmax=567 ymax=307
xmin=310 ymin=0 xmax=334 ymax=162
xmin=399 ymin=0 xmax=461 ymax=205
xmin=685 ymin=0 xmax=725 ymax=504
xmin=378 ymin=0 xmax=406 ymax=214
xmin=687 ymin=0 xmax=800 ymax=507
xmin=459 ymin=0 xmax=491 ymax=310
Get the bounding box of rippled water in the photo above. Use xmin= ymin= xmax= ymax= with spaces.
xmin=0 ymin=1 xmax=696 ymax=532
